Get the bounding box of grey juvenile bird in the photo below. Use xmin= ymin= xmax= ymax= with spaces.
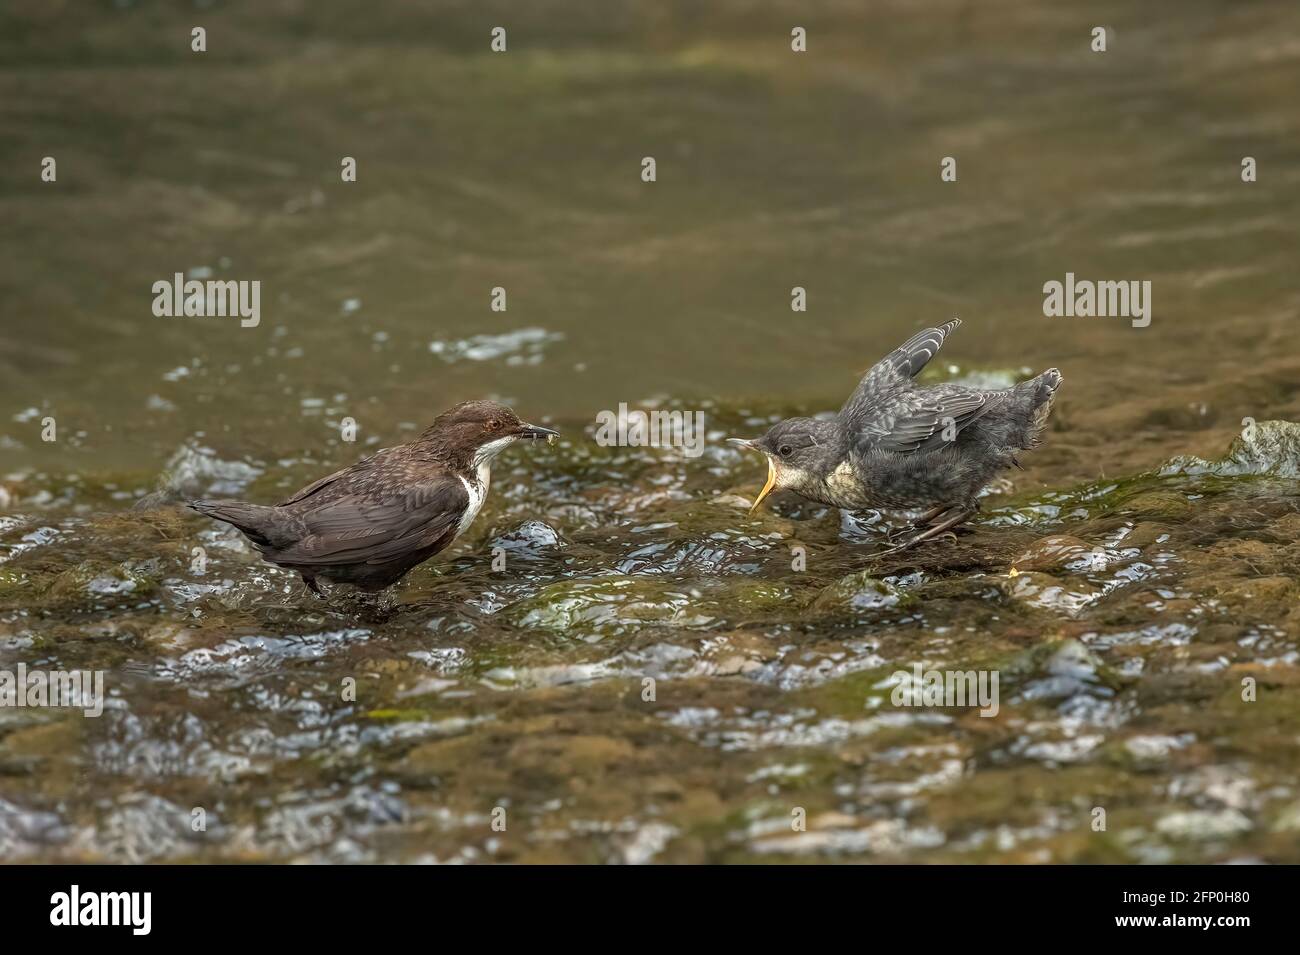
xmin=189 ymin=400 xmax=558 ymax=593
xmin=730 ymin=319 xmax=1061 ymax=553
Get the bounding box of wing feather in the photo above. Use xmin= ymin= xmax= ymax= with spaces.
xmin=862 ymin=388 xmax=997 ymax=454
xmin=882 ymin=318 xmax=963 ymax=380
xmin=840 ymin=319 xmax=962 ymax=425
xmin=272 ymin=476 xmax=468 ymax=567
xmin=280 ymin=452 xmax=385 ymax=506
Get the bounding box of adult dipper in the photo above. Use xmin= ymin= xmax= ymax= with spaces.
xmin=189 ymin=400 xmax=558 ymax=593
xmin=729 ymin=320 xmax=1061 ymax=554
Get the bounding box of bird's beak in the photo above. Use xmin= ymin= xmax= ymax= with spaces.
xmin=728 ymin=438 xmax=777 ymax=514
xmin=519 ymin=423 xmax=560 ymax=445
xmin=749 ymin=457 xmax=778 ymax=513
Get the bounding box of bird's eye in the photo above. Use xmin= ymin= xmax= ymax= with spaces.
xmin=778 ymin=444 xmax=793 ymax=458
xmin=487 ymin=419 xmax=502 ymax=432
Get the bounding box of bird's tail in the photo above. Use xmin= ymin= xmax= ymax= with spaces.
xmin=1014 ymin=367 xmax=1063 ymax=450
xmin=188 ymin=499 xmax=280 ymax=548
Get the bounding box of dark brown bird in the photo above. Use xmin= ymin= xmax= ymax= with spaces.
xmin=729 ymin=319 xmax=1061 ymax=554
xmin=189 ymin=400 xmax=558 ymax=593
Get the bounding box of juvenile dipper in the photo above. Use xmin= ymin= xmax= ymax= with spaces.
xmin=730 ymin=320 xmax=1061 ymax=554
xmin=189 ymin=400 xmax=558 ymax=593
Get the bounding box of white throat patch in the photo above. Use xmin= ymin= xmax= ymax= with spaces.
xmin=456 ymin=466 xmax=489 ymax=538
xmin=456 ymin=436 xmax=517 ymax=538
xmin=473 ymin=435 xmax=517 ymax=468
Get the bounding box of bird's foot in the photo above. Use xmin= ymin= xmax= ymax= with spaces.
xmin=316 ymin=585 xmax=398 ymax=622
xmin=873 ymin=509 xmax=974 ymax=559
xmin=351 ymin=594 xmax=398 ymax=624
xmin=874 ymin=535 xmax=923 ymax=558
xmin=884 ymin=505 xmax=955 ymax=543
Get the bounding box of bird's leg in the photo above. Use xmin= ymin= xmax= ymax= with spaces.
xmin=302 ymin=573 xmax=324 ymax=598
xmin=911 ymin=504 xmax=952 ymax=528
xmin=875 ymin=509 xmax=974 ymax=557
xmin=887 ymin=504 xmax=951 ymax=541
xmin=948 ymin=500 xmax=981 ymax=535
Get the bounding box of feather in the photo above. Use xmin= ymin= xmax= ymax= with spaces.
xmin=856 ymin=387 xmax=999 ymax=454
xmin=840 ymin=319 xmax=962 ymax=426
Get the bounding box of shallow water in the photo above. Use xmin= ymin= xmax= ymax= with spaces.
xmin=3 ymin=1 xmax=1300 ymax=862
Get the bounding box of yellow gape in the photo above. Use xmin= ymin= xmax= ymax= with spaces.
xmin=750 ymin=457 xmax=778 ymax=514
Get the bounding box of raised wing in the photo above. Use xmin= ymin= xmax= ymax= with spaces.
xmin=855 ymin=385 xmax=998 ymax=454
xmin=272 ymin=475 xmax=468 ymax=567
xmin=878 ymin=318 xmax=962 ymax=381
xmin=840 ymin=319 xmax=962 ymax=425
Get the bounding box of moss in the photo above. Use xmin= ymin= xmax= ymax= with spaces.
xmin=808 ymin=571 xmax=907 ymax=617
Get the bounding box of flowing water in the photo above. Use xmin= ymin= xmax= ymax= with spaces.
xmin=2 ymin=0 xmax=1300 ymax=862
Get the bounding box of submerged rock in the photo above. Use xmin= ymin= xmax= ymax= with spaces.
xmin=698 ymin=630 xmax=778 ymax=677
xmin=1004 ymin=571 xmax=1103 ymax=616
xmin=1161 ymin=419 xmax=1300 ymax=479
xmin=1119 ymin=490 xmax=1194 ymax=521
xmin=505 ymin=575 xmax=796 ymax=639
xmin=1155 ymin=809 xmax=1252 ymax=840
xmin=0 ymin=798 xmax=70 ymax=858
xmin=810 ymin=571 xmax=905 ymax=616
xmin=134 ymin=440 xmax=262 ymax=510
xmin=1010 ymin=535 xmax=1093 ymax=573
xmin=491 ymin=520 xmax=564 ymax=556
xmin=1005 ymin=639 xmax=1123 ymax=701
xmin=0 ymin=558 xmax=160 ymax=613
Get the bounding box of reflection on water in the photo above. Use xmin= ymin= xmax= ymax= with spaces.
xmin=2 ymin=0 xmax=1300 ymax=862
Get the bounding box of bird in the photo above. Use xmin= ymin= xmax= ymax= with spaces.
xmin=188 ymin=400 xmax=558 ymax=594
xmin=729 ymin=319 xmax=1061 ymax=555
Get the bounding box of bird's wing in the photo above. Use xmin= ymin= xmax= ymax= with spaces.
xmin=272 ymin=475 xmax=470 ymax=566
xmin=840 ymin=319 xmax=962 ymax=424
xmin=853 ymin=386 xmax=998 ymax=455
xmin=280 ymin=451 xmax=385 ymax=506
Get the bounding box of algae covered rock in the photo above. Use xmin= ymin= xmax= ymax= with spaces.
xmin=1004 ymin=571 xmax=1103 ymax=616
xmin=809 ymin=570 xmax=905 ymax=616
xmin=1002 ymin=638 xmax=1124 ymax=700
xmin=507 ymin=577 xmax=698 ymax=638
xmin=1162 ymin=419 xmax=1300 ymax=479
xmin=1010 ymin=535 xmax=1093 ymax=573
xmin=505 ymin=574 xmax=795 ymax=639
xmin=0 ymin=559 xmax=160 ymax=613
